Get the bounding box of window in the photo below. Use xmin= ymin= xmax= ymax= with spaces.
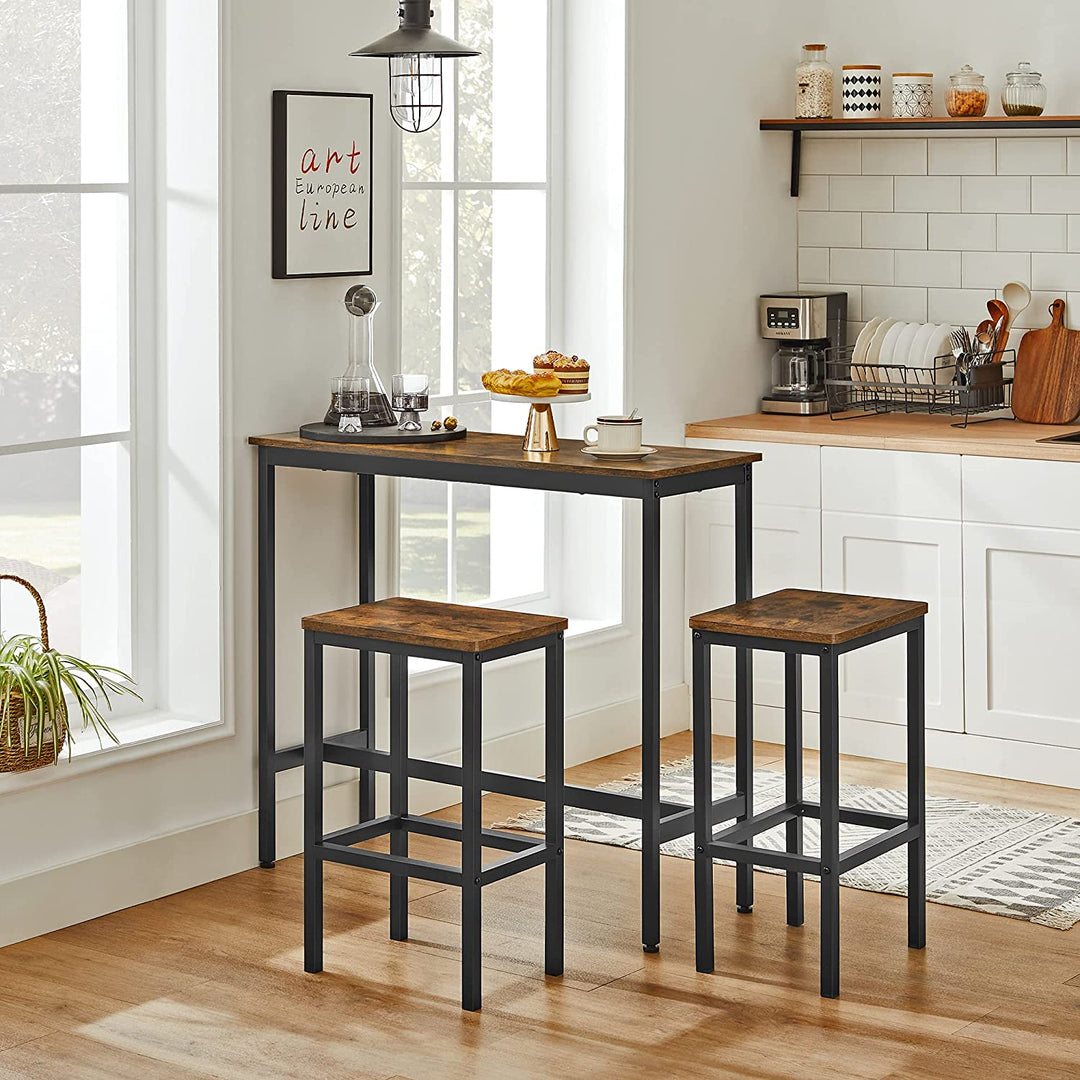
xmin=397 ymin=0 xmax=554 ymax=607
xmin=0 ymin=0 xmax=135 ymax=673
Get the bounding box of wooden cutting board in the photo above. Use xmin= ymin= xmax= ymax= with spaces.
xmin=1012 ymin=299 xmax=1080 ymax=424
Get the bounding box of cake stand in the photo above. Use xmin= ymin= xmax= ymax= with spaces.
xmin=488 ymin=392 xmax=591 ymax=452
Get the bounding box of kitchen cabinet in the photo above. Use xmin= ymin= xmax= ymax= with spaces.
xmin=821 ymin=511 xmax=964 ymax=732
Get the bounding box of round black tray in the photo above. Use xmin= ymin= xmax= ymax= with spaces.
xmin=299 ymin=422 xmax=468 ymax=445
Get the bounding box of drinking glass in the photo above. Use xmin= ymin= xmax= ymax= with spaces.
xmin=392 ymin=374 xmax=429 ymax=432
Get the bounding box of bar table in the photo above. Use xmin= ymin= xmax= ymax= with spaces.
xmin=249 ymin=430 xmax=759 ymax=951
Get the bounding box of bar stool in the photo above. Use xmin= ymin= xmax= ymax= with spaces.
xmin=689 ymin=589 xmax=928 ymax=998
xmin=301 ymin=597 xmax=567 ymax=1011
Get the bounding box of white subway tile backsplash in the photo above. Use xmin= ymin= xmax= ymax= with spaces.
xmin=861 ymin=285 xmax=928 ymax=322
xmin=996 ymin=137 xmax=1066 ymax=176
xmin=997 ymin=214 xmax=1067 ymax=253
xmin=828 ymin=286 xmax=863 ymax=321
xmin=895 ymin=249 xmax=962 ymax=288
xmin=845 ymin=321 xmax=866 ymax=347
xmin=829 ymin=175 xmax=893 ymax=212
xmin=1066 ymin=295 xmax=1080 ymax=329
xmin=928 ymin=138 xmax=996 ymax=176
xmin=961 ymin=251 xmax=1031 ymax=290
xmin=1069 ymin=139 xmax=1080 ymax=176
xmin=829 ymin=248 xmax=894 ymax=286
xmin=798 ymin=211 xmax=861 ymax=248
xmin=1069 ymin=216 xmax=1080 ymax=252
xmin=1009 ymin=291 xmax=1061 ymax=329
xmin=803 ymin=138 xmax=861 ymax=175
xmin=927 ymin=288 xmax=995 ymax=326
xmin=894 ymin=176 xmax=961 ymax=213
xmin=929 ymin=214 xmax=996 ymax=251
xmin=861 ymin=138 xmax=927 ymax=175
xmin=1032 ymin=177 xmax=1080 ymax=214
xmin=797 ymin=175 xmax=830 ymax=211
xmin=861 ymin=212 xmax=927 ymax=250
xmin=798 ymin=247 xmax=830 ymax=282
xmin=961 ymin=176 xmax=1030 ymax=214
xmin=1032 ymin=252 xmax=1080 ymax=291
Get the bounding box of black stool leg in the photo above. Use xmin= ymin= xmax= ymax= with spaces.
xmin=545 ymin=633 xmax=564 ymax=978
xmin=692 ymin=632 xmax=715 ymax=973
xmin=460 ymin=655 xmax=483 ymax=1011
xmin=907 ymin=622 xmax=927 ymax=950
xmin=389 ymin=653 xmax=409 ymax=942
xmin=303 ymin=631 xmax=324 ymax=974
xmin=734 ymin=644 xmax=754 ymax=914
xmin=819 ymin=648 xmax=840 ymax=998
xmin=785 ymin=653 xmax=805 ymax=928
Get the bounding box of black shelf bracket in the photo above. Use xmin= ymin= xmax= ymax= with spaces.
xmin=790 ymin=130 xmax=802 ymax=198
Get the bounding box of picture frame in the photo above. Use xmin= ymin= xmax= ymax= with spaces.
xmin=272 ymin=90 xmax=374 ymax=279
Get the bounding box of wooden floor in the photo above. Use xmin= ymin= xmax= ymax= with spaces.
xmin=1 ymin=733 xmax=1078 ymax=1079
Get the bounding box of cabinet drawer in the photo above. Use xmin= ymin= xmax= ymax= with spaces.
xmin=686 ymin=439 xmax=819 ymax=508
xmin=822 ymin=446 xmax=961 ymax=520
xmin=963 ymin=456 xmax=1080 ymax=531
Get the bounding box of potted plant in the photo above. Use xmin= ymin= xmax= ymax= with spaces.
xmin=0 ymin=575 xmax=139 ymax=773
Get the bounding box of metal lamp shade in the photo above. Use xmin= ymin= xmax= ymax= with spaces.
xmin=350 ymin=1 xmax=479 ymax=134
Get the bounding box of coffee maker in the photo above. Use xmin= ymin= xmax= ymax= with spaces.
xmin=759 ymin=291 xmax=846 ymax=415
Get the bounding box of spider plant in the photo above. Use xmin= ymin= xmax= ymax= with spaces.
xmin=0 ymin=632 xmax=139 ymax=762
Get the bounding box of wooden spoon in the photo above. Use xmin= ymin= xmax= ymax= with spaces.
xmin=988 ymin=298 xmax=1011 ymax=361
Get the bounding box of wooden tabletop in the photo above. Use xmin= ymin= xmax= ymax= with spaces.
xmin=250 ymin=430 xmax=760 ymax=480
xmin=685 ymin=413 xmax=1080 ymax=463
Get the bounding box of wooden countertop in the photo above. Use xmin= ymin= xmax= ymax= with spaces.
xmin=685 ymin=413 xmax=1080 ymax=463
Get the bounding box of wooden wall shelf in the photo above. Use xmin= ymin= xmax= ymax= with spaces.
xmin=760 ymin=116 xmax=1080 ymax=196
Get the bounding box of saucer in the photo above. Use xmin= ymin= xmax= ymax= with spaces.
xmin=580 ymin=445 xmax=658 ymax=461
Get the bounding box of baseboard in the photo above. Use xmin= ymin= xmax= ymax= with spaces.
xmin=0 ymin=685 xmax=691 ymax=948
xmin=710 ymin=698 xmax=1080 ymax=790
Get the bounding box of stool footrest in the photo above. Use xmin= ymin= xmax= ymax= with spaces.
xmin=839 ymin=823 xmax=921 ymax=874
xmin=320 ymin=842 xmax=463 ymax=887
xmin=708 ymin=841 xmax=820 ymax=874
xmin=711 ymin=801 xmax=801 ymax=845
xmin=799 ymin=801 xmax=907 ymax=830
xmin=481 ymin=844 xmax=552 ymax=886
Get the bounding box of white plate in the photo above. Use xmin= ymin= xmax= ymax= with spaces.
xmin=852 ymin=316 xmax=882 ymax=368
xmin=488 ymin=391 xmax=592 ymax=405
xmin=877 ymin=320 xmax=908 ymax=373
xmin=925 ymin=324 xmax=955 ymax=383
xmin=580 ymin=445 xmax=659 ymax=461
xmin=865 ymin=318 xmax=897 ymax=380
xmin=888 ymin=321 xmax=920 ymax=382
xmin=907 ymin=322 xmax=937 ymax=368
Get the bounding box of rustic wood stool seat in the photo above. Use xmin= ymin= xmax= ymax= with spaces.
xmin=301 ymin=597 xmax=566 ymax=1011
xmin=690 ymin=589 xmax=928 ymax=999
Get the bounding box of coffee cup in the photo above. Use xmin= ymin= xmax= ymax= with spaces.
xmin=583 ymin=416 xmax=643 ymax=453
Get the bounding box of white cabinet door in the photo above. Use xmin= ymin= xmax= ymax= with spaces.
xmin=686 ymin=496 xmax=821 ymax=710
xmin=964 ymin=523 xmax=1080 ymax=749
xmin=686 ymin=439 xmax=820 ymax=509
xmin=821 ymin=511 xmax=963 ymax=732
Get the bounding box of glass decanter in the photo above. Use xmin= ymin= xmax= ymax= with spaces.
xmin=324 ymin=285 xmax=398 ymax=428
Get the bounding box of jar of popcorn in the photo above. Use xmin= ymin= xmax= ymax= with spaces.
xmin=795 ymin=44 xmax=834 ymax=119
xmin=946 ymin=64 xmax=989 ymax=117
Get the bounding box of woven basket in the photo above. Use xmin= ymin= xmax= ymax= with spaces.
xmin=0 ymin=575 xmax=66 ymax=773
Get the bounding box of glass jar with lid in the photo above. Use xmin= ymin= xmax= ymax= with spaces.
xmin=946 ymin=64 xmax=989 ymax=117
xmin=795 ymin=44 xmax=834 ymax=119
xmin=1002 ymin=61 xmax=1046 ymax=116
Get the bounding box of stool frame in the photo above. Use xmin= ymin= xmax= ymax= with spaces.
xmin=692 ymin=617 xmax=926 ymax=998
xmin=303 ymin=626 xmax=565 ymax=1012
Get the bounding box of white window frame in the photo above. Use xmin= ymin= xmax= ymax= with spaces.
xmin=391 ymin=0 xmax=565 ymax=612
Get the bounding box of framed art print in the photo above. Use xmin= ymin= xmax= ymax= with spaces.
xmin=272 ymin=90 xmax=374 ymax=279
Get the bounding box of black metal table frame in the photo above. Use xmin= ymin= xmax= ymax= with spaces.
xmin=257 ymin=442 xmax=754 ymax=951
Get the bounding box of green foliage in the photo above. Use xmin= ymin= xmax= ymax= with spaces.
xmin=0 ymin=632 xmax=138 ymax=762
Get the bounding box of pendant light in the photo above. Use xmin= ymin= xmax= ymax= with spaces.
xmin=351 ymin=1 xmax=481 ymax=134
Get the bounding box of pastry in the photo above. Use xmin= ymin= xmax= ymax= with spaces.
xmin=552 ymin=354 xmax=590 ymax=394
xmin=481 ymin=368 xmax=563 ymax=397
xmin=533 ymin=350 xmax=560 ymax=373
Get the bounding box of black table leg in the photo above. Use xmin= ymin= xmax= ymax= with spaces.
xmin=303 ymin=631 xmax=324 ymax=974
xmin=819 ymin=648 xmax=841 ymax=999
xmin=545 ymin=632 xmax=565 ymax=978
xmin=258 ymin=450 xmax=277 ymax=869
xmin=693 ymin=632 xmax=715 ymax=973
xmin=785 ymin=652 xmax=805 ymax=927
xmin=734 ymin=467 xmax=755 ymax=914
xmin=907 ymin=622 xmax=927 ymax=950
xmin=358 ymin=474 xmax=376 ymax=825
xmin=460 ymin=655 xmax=483 ymax=1011
xmin=389 ymin=652 xmax=409 ymax=942
xmin=641 ymin=494 xmax=661 ymax=953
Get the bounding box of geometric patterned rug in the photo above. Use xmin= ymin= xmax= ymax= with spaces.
xmin=497 ymin=758 xmax=1080 ymax=930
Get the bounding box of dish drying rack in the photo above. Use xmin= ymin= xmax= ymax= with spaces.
xmin=825 ymin=344 xmax=1016 ymax=427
